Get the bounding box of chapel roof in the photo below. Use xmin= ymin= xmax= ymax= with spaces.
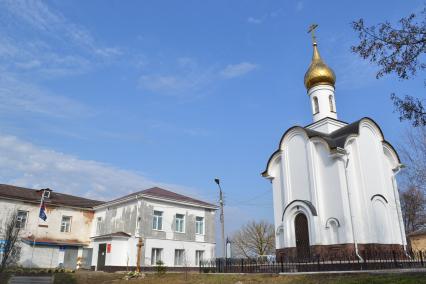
xmin=303 ymin=119 xmax=364 ymax=149
xmin=0 ymin=184 xmax=104 ymax=209
xmin=262 ymin=117 xmax=399 ymax=178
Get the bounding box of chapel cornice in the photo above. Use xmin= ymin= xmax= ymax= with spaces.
xmin=261 ymin=117 xmax=400 ymax=178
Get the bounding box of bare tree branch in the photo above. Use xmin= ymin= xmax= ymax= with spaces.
xmin=231 ymin=220 xmax=275 ymax=258
xmin=398 ymin=127 xmax=426 ymax=233
xmin=401 ymin=186 xmax=425 ymax=233
xmin=351 ymin=7 xmax=426 ymax=126
xmin=0 ymin=211 xmax=22 ymax=274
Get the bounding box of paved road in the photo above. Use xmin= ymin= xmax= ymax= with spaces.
xmin=8 ymin=276 xmax=53 ymax=284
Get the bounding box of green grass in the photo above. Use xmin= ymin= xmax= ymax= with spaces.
xmin=53 ymin=273 xmax=77 ymax=284
xmin=0 ymin=272 xmax=11 ymax=284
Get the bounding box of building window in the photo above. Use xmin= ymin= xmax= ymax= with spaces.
xmin=195 ymin=250 xmax=204 ymax=265
xmin=175 ymin=214 xmax=185 ymax=233
xmin=96 ymin=217 xmax=102 ymax=234
xmin=313 ymin=97 xmax=319 ymax=114
xmin=60 ymin=216 xmax=72 ymax=232
xmin=16 ymin=210 xmax=28 ymax=229
xmin=329 ymin=95 xmax=334 ymax=112
xmin=151 ymin=248 xmax=162 ymax=265
xmin=152 ymin=211 xmax=163 ymax=230
xmin=195 ymin=216 xmax=204 ymax=235
xmin=174 ymin=249 xmax=185 ymax=266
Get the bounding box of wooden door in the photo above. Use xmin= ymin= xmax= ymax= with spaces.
xmin=97 ymin=243 xmax=106 ymax=270
xmin=295 ymin=213 xmax=310 ymax=259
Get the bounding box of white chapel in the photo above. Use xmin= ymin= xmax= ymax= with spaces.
xmin=262 ymin=30 xmax=407 ymax=259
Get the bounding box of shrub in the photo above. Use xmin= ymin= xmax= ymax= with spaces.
xmin=123 ymin=271 xmax=145 ymax=280
xmin=155 ymin=260 xmax=166 ymax=275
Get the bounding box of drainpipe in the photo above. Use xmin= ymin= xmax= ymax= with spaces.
xmin=135 ymin=195 xmax=140 ymax=237
xmin=338 ymin=149 xmax=363 ymax=261
xmin=392 ymin=164 xmax=409 ymax=257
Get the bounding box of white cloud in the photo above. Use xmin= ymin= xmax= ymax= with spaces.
xmin=0 ymin=134 xmax=198 ymax=201
xmin=138 ymin=59 xmax=258 ymax=95
xmin=220 ymin=62 xmax=257 ymax=79
xmin=138 ymin=57 xmax=216 ymax=96
xmin=139 ymin=73 xmax=211 ymax=96
xmin=0 ymin=37 xmax=92 ymax=77
xmin=1 ymin=0 xmax=120 ymax=59
xmin=0 ymin=1 xmax=115 ymax=119
xmin=247 ymin=17 xmax=262 ymax=24
xmin=0 ymin=72 xmax=90 ymax=118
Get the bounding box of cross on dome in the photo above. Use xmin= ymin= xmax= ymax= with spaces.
xmin=304 ymin=25 xmax=336 ymax=90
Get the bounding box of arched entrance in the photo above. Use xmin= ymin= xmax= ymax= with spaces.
xmin=295 ymin=213 xmax=310 ymax=259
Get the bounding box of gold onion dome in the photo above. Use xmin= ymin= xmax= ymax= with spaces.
xmin=304 ymin=42 xmax=336 ymax=90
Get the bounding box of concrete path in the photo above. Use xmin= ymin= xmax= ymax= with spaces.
xmin=8 ymin=276 xmax=53 ymax=284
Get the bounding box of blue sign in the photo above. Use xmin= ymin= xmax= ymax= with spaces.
xmin=0 ymin=240 xmax=8 ymax=253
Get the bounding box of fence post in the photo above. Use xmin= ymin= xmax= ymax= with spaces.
xmin=420 ymin=251 xmax=424 ymax=267
xmin=363 ymin=252 xmax=367 ymax=270
xmin=393 ymin=251 xmax=398 ymax=268
xmin=241 ymin=259 xmax=244 ymax=273
xmin=280 ymin=256 xmax=284 ymax=273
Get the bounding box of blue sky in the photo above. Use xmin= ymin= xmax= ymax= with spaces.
xmin=0 ymin=0 xmax=423 ymax=237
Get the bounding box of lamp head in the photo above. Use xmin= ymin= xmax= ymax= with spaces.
xmin=214 ymin=178 xmax=220 ymax=185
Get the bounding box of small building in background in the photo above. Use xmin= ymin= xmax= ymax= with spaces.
xmin=91 ymin=187 xmax=217 ymax=271
xmin=0 ymin=184 xmax=217 ymax=271
xmin=0 ymin=184 xmax=102 ymax=269
xmin=408 ymin=228 xmax=426 ymax=251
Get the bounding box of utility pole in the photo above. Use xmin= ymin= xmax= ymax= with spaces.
xmin=214 ymin=178 xmax=225 ymax=258
xmin=136 ymin=237 xmax=144 ymax=272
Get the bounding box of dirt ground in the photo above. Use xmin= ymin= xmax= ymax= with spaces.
xmin=52 ymin=270 xmax=426 ymax=284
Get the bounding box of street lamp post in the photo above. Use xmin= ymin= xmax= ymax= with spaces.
xmin=214 ymin=178 xmax=226 ymax=258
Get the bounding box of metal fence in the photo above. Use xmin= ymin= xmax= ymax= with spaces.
xmin=200 ymin=250 xmax=426 ymax=273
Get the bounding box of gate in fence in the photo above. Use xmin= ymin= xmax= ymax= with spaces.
xmin=200 ymin=250 xmax=426 ymax=273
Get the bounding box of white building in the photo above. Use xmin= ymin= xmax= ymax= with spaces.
xmin=262 ymin=35 xmax=406 ymax=259
xmin=0 ymin=185 xmax=101 ymax=269
xmin=90 ymin=187 xmax=217 ymax=271
xmin=0 ymin=185 xmax=217 ymax=270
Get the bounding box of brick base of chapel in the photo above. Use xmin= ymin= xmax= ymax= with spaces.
xmin=276 ymin=243 xmax=405 ymax=260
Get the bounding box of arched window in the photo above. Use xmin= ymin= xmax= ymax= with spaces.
xmin=329 ymin=95 xmax=334 ymax=112
xmin=325 ymin=217 xmax=340 ymax=244
xmin=313 ymin=97 xmax=319 ymax=114
xmin=329 ymin=220 xmax=339 ymax=244
xmin=372 ymin=198 xmax=389 ymax=243
xmin=276 ymin=226 xmax=285 ymax=249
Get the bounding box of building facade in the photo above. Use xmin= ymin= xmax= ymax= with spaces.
xmin=262 ymin=35 xmax=407 ymax=259
xmin=90 ymin=187 xmax=217 ymax=271
xmin=408 ymin=228 xmax=426 ymax=251
xmin=0 ymin=185 xmax=101 ymax=269
xmin=0 ymin=185 xmax=216 ymax=270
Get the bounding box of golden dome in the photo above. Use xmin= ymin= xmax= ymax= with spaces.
xmin=304 ymin=42 xmax=336 ymax=90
